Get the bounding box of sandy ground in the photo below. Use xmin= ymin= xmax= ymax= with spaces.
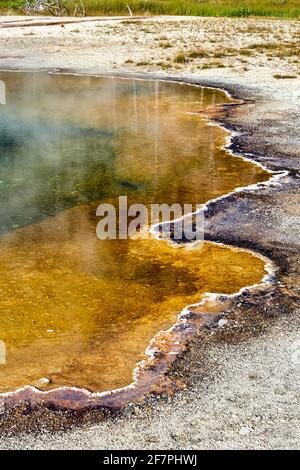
xmin=0 ymin=15 xmax=299 ymax=449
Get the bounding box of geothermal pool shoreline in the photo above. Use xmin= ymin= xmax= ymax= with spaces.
xmin=0 ymin=73 xmax=278 ymax=412
xmin=0 ymin=16 xmax=299 ymax=449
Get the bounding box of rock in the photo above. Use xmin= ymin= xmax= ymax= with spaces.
xmin=36 ymin=378 xmax=50 ymax=388
xmin=239 ymin=426 xmax=253 ymax=436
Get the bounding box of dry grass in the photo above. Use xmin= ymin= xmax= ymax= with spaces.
xmin=242 ymin=42 xmax=300 ymax=58
xmin=188 ymin=49 xmax=210 ymax=59
xmin=202 ymin=61 xmax=226 ymax=69
xmin=273 ymin=73 xmax=297 ymax=78
xmin=173 ymin=52 xmax=188 ymax=64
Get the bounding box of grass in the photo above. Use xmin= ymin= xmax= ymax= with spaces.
xmin=170 ymin=40 xmax=300 ymax=69
xmin=174 ymin=49 xmax=213 ymax=64
xmin=202 ymin=61 xmax=226 ymax=68
xmin=173 ymin=52 xmax=188 ymax=63
xmin=1 ymin=1 xmax=299 ymax=19
xmin=159 ymin=41 xmax=173 ymax=48
xmin=241 ymin=42 xmax=300 ymax=58
xmin=273 ymin=73 xmax=297 ymax=78
xmin=136 ymin=60 xmax=150 ymax=65
xmin=0 ymin=0 xmax=24 ymax=12
xmin=188 ymin=49 xmax=210 ymax=59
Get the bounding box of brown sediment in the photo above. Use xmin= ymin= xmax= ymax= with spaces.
xmin=0 ymin=73 xmax=277 ymax=414
xmin=0 ymin=281 xmax=275 ymax=413
xmin=0 ymin=207 xmax=267 ymax=395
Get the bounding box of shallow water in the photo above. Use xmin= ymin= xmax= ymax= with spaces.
xmin=0 ymin=73 xmax=269 ymax=393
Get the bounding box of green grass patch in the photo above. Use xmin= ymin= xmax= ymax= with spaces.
xmin=0 ymin=0 xmax=24 ymax=12
xmin=1 ymin=1 xmax=299 ymax=18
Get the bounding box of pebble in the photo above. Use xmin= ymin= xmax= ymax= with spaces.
xmin=36 ymin=378 xmax=50 ymax=387
xmin=239 ymin=426 xmax=253 ymax=435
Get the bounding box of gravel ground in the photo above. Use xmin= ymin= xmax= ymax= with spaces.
xmin=0 ymin=15 xmax=299 ymax=449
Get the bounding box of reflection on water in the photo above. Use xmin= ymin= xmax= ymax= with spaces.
xmin=0 ymin=73 xmax=269 ymax=393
